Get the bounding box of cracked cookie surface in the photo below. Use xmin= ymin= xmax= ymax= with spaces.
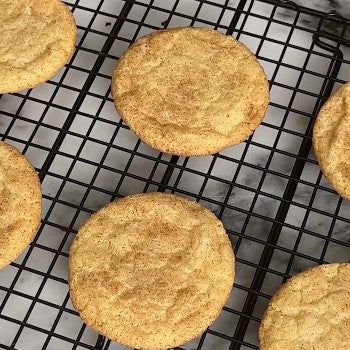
xmin=112 ymin=27 xmax=269 ymax=156
xmin=69 ymin=192 xmax=235 ymax=350
xmin=0 ymin=141 xmax=41 ymax=269
xmin=0 ymin=0 xmax=76 ymax=93
xmin=259 ymin=263 xmax=350 ymax=350
xmin=313 ymin=82 xmax=350 ymax=199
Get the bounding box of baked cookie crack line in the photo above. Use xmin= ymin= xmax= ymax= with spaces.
xmin=141 ymin=113 xmax=234 ymax=138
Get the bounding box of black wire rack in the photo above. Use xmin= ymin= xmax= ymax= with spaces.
xmin=0 ymin=0 xmax=350 ymax=349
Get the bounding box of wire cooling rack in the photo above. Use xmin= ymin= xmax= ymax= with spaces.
xmin=0 ymin=0 xmax=350 ymax=349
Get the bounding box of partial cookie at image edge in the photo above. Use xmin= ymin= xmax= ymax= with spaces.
xmin=313 ymin=81 xmax=350 ymax=199
xmin=259 ymin=263 xmax=350 ymax=350
xmin=0 ymin=141 xmax=42 ymax=269
xmin=0 ymin=0 xmax=76 ymax=94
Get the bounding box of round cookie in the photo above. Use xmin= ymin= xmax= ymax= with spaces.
xmin=0 ymin=0 xmax=76 ymax=94
xmin=313 ymin=82 xmax=350 ymax=199
xmin=112 ymin=27 xmax=269 ymax=156
xmin=0 ymin=141 xmax=41 ymax=269
xmin=69 ymin=192 xmax=235 ymax=349
xmin=259 ymin=263 xmax=350 ymax=350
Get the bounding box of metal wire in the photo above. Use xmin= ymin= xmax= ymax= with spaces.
xmin=0 ymin=0 xmax=349 ymax=349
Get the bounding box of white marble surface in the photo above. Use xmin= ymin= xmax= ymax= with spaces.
xmin=0 ymin=0 xmax=350 ymax=349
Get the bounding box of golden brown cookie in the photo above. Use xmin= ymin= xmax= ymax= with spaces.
xmin=69 ymin=192 xmax=234 ymax=349
xmin=112 ymin=27 xmax=269 ymax=156
xmin=259 ymin=263 xmax=350 ymax=350
xmin=0 ymin=141 xmax=41 ymax=269
xmin=313 ymin=82 xmax=350 ymax=199
xmin=0 ymin=0 xmax=76 ymax=94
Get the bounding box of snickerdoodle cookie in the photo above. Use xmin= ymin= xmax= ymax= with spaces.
xmin=112 ymin=27 xmax=269 ymax=156
xmin=0 ymin=0 xmax=76 ymax=93
xmin=259 ymin=263 xmax=350 ymax=350
xmin=0 ymin=141 xmax=41 ymax=269
xmin=69 ymin=192 xmax=234 ymax=349
xmin=313 ymin=82 xmax=350 ymax=199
